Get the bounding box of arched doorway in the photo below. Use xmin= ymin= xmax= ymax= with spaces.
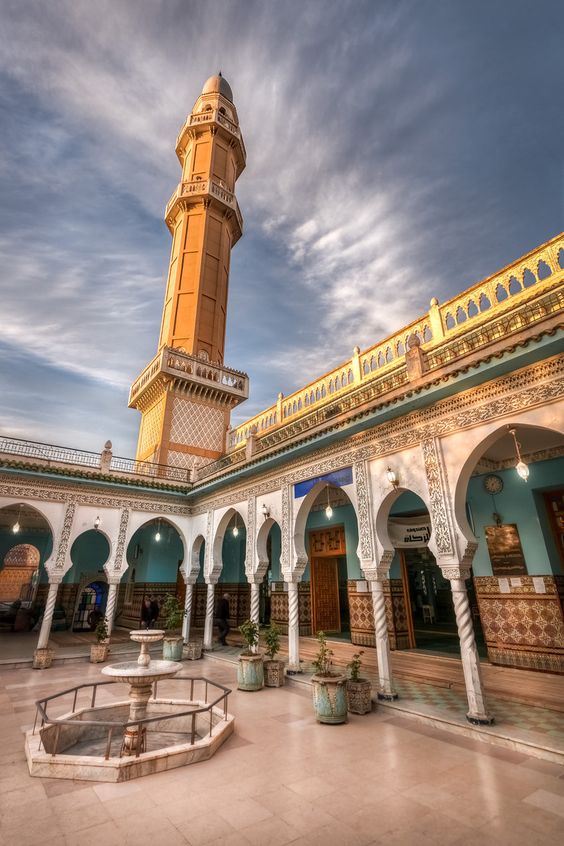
xmin=387 ymin=490 xmax=485 ymax=657
xmin=294 ymin=480 xmax=361 ymax=639
xmin=0 ymin=504 xmax=52 ymax=605
xmin=218 ymin=510 xmax=247 ymax=625
xmin=453 ymin=422 xmax=564 ymax=672
xmin=69 ymin=529 xmax=111 ymax=631
xmin=256 ymin=517 xmax=282 ymax=625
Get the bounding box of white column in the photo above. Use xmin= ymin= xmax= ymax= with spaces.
xmin=250 ymin=582 xmax=260 ymax=627
xmin=449 ymin=576 xmax=493 ymax=724
xmin=370 ymin=578 xmax=397 ymax=700
xmin=203 ymin=582 xmax=216 ymax=650
xmin=36 ymin=580 xmax=60 ymax=649
xmin=182 ymin=583 xmax=194 ymax=643
xmin=286 ymin=581 xmax=300 ymax=671
xmin=105 ymin=582 xmax=119 ymax=635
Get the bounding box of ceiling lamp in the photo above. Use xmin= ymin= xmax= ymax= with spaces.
xmin=325 ymin=486 xmax=333 ymax=520
xmin=232 ymin=514 xmax=239 ymax=537
xmin=509 ymin=428 xmax=529 ymax=481
xmin=12 ymin=506 xmax=22 ymax=534
xmin=155 ymin=519 xmax=162 ymax=542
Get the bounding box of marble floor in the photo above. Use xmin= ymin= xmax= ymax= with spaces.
xmin=1 ymin=656 xmax=564 ymax=846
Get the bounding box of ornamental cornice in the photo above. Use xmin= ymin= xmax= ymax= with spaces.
xmin=0 ymin=476 xmax=190 ymax=516
xmin=191 ymin=355 xmax=564 ymax=514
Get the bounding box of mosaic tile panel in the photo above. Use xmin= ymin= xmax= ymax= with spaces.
xmin=348 ymin=582 xmax=376 ymax=647
xmin=271 ymin=583 xmax=312 ymax=635
xmin=384 ymin=578 xmax=411 ymax=650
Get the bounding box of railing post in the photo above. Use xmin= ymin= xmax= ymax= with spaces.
xmin=428 ymin=298 xmax=444 ymax=341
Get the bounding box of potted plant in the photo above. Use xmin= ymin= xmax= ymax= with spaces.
xmin=263 ymin=622 xmax=285 ymax=687
xmin=237 ymin=619 xmax=264 ymax=691
xmin=161 ymin=594 xmax=185 ymax=661
xmin=90 ymin=617 xmax=110 ymax=663
xmin=346 ymin=651 xmax=372 ymax=714
xmin=311 ymin=631 xmax=348 ymax=724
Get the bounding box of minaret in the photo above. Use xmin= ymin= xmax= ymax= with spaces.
xmin=129 ymin=74 xmax=249 ymax=472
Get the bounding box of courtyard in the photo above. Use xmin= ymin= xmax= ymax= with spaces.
xmin=1 ymin=655 xmax=563 ymax=846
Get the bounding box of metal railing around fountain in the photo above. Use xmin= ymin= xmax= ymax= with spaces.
xmin=32 ymin=676 xmax=232 ymax=759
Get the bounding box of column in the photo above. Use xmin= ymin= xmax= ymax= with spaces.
xmin=182 ymin=583 xmax=194 ymax=643
xmin=36 ymin=578 xmax=61 ymax=650
xmin=286 ymin=580 xmax=300 ymax=672
xmin=105 ymin=582 xmax=119 ymax=635
xmin=370 ymin=578 xmax=397 ymax=700
xmin=447 ymin=571 xmax=493 ymax=724
xmin=203 ymin=581 xmax=216 ymax=650
xmin=250 ymin=581 xmax=260 ymax=628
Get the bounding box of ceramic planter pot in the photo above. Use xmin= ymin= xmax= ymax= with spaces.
xmin=312 ymin=673 xmax=348 ymax=724
xmin=264 ymin=659 xmax=285 ymax=687
xmin=237 ymin=653 xmax=264 ymax=691
xmin=32 ymin=647 xmax=55 ymax=669
xmin=163 ymin=635 xmax=184 ymax=661
xmin=347 ymin=679 xmax=373 ymax=714
xmin=185 ymin=641 xmax=203 ymax=660
xmin=90 ymin=642 xmax=110 ymax=664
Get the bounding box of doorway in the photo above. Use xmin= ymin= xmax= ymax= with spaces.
xmin=309 ymin=526 xmax=350 ymax=635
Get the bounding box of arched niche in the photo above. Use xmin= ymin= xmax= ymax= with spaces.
xmin=126 ymin=518 xmax=185 ymax=584
xmin=0 ymin=503 xmax=53 ymax=578
xmin=212 ymin=507 xmax=246 ymax=580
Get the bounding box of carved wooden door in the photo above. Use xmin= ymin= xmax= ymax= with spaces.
xmin=311 ymin=557 xmax=340 ymax=633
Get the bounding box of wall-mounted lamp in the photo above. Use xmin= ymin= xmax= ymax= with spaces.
xmin=508 ymin=428 xmax=529 ymax=481
xmin=325 ymin=485 xmax=333 ymax=520
xmin=232 ymin=514 xmax=239 ymax=537
xmin=93 ymin=515 xmax=101 ymax=531
xmin=261 ymin=503 xmax=270 ymax=519
xmin=386 ymin=467 xmax=399 ymax=488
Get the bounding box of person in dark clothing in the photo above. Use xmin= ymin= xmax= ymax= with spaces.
xmin=215 ymin=593 xmax=230 ymax=646
xmin=149 ymin=596 xmax=160 ymax=629
xmin=140 ymin=597 xmax=152 ymax=629
xmin=87 ymin=607 xmax=103 ymax=631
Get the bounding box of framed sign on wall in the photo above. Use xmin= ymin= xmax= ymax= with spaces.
xmin=485 ymin=524 xmax=527 ymax=576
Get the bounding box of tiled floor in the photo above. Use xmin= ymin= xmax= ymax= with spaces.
xmin=1 ymin=656 xmax=563 ymax=846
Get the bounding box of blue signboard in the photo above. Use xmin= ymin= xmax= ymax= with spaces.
xmin=294 ymin=466 xmax=353 ymax=499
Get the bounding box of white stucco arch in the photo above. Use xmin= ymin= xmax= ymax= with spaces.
xmin=374 ymin=486 xmax=433 ymax=559
xmin=292 ymin=477 xmax=360 ymax=569
xmin=0 ymin=500 xmax=54 ymax=568
xmin=124 ymin=510 xmax=188 ymax=571
xmin=211 ymin=505 xmax=247 ymax=579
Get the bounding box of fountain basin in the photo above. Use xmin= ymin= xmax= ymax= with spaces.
xmin=101 ymin=659 xmax=179 ymax=685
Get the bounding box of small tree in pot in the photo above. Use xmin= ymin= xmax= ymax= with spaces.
xmin=311 ymin=631 xmax=348 ymax=724
xmin=162 ymin=594 xmax=185 ymax=661
xmin=346 ymin=651 xmax=373 ymax=714
xmin=90 ymin=617 xmax=110 ymax=663
xmin=263 ymin=622 xmax=285 ymax=687
xmin=237 ymin=619 xmax=264 ymax=691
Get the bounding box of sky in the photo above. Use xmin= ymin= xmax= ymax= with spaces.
xmin=0 ymin=0 xmax=563 ymax=457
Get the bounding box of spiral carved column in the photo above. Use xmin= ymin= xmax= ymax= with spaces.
xmin=203 ymin=582 xmax=216 ymax=650
xmin=450 ymin=578 xmax=493 ymax=724
xmin=250 ymin=582 xmax=260 ymax=628
xmin=105 ymin=583 xmax=118 ymax=635
xmin=287 ymin=582 xmax=300 ymax=671
xmin=37 ymin=581 xmax=60 ymax=650
xmin=371 ymin=579 xmax=397 ymax=700
xmin=182 ymin=584 xmax=194 ymax=643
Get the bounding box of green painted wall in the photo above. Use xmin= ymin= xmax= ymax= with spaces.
xmin=0 ymin=529 xmax=53 ymax=583
xmin=269 ymin=522 xmax=281 ymax=582
xmin=124 ymin=523 xmax=184 ymax=583
xmin=63 ymin=530 xmax=110 ymax=584
xmin=220 ymin=528 xmax=246 ymax=582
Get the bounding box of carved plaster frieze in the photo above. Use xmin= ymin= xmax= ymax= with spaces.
xmin=0 ymin=477 xmax=189 ymax=516
xmin=280 ymin=484 xmax=291 ymax=571
xmin=190 ymin=357 xmax=564 ymax=515
xmin=245 ymin=495 xmax=256 ymax=570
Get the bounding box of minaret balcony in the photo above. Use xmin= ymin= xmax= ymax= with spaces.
xmin=129 ymin=347 xmax=249 ymax=411
xmin=175 ymin=109 xmax=246 ymax=164
xmin=164 ymin=178 xmax=243 ymax=240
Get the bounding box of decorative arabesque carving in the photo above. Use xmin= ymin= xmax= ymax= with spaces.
xmin=112 ymin=508 xmax=130 ymax=571
xmin=245 ymin=495 xmax=256 ymax=574
xmin=421 ymin=438 xmax=454 ymax=557
xmin=280 ymin=484 xmax=291 ymax=573
xmin=53 ymin=502 xmax=75 ymax=570
xmin=354 ymin=460 xmax=373 ymax=561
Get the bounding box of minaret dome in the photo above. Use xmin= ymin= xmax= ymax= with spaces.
xmin=201 ymin=72 xmax=233 ymax=102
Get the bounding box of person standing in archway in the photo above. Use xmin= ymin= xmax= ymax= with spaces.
xmin=216 ymin=593 xmax=230 ymax=646
xmin=140 ymin=597 xmax=152 ymax=629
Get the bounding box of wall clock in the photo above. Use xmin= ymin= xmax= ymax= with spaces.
xmin=483 ymin=474 xmax=503 ymax=494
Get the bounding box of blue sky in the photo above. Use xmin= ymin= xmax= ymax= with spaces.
xmin=1 ymin=0 xmax=563 ymax=456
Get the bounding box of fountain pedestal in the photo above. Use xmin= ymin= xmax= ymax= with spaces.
xmin=102 ymin=629 xmax=180 ymax=756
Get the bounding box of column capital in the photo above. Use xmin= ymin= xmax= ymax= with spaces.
xmin=205 ymin=577 xmax=219 ymax=586
xmin=45 ymin=572 xmax=63 ymax=585
xmin=439 ymin=562 xmax=471 ymax=582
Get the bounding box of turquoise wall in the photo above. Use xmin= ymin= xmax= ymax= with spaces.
xmin=63 ymin=530 xmax=110 ymax=584
xmin=304 ymin=503 xmax=361 ymax=580
xmin=125 ymin=523 xmax=184 ymax=583
xmin=220 ymin=528 xmax=246 ymax=582
xmin=269 ymin=522 xmax=281 ymax=581
xmin=467 ymin=456 xmax=564 ymax=576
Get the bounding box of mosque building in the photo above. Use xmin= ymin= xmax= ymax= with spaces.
xmin=1 ymin=74 xmax=563 ymax=724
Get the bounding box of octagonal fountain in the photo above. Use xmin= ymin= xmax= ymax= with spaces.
xmin=25 ymin=629 xmax=234 ymax=782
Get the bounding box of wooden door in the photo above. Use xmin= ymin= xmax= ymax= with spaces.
xmin=311 ymin=557 xmax=340 ymax=633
